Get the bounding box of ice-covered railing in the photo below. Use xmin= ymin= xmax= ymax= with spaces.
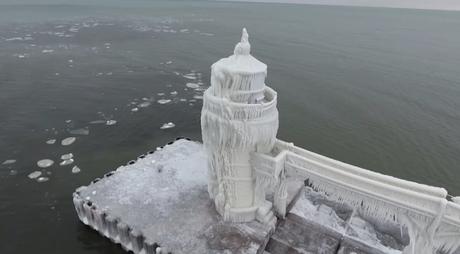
xmin=251 ymin=139 xmax=460 ymax=254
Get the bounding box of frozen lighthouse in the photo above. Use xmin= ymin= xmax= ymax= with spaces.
xmin=201 ymin=28 xmax=279 ymax=223
xmin=73 ymin=28 xmax=460 ymax=254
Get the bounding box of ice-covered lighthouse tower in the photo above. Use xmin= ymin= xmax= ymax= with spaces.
xmin=201 ymin=28 xmax=279 ymax=223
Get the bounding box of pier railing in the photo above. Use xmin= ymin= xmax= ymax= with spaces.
xmin=251 ymin=139 xmax=460 ymax=254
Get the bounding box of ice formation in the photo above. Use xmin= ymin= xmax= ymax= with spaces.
xmin=28 ymin=171 xmax=42 ymax=179
xmin=60 ymin=158 xmax=74 ymax=166
xmin=71 ymin=165 xmax=81 ymax=174
xmin=61 ymin=137 xmax=76 ymax=146
xmin=201 ymin=28 xmax=279 ymax=225
xmin=160 ymin=122 xmax=175 ymax=130
xmin=46 ymin=139 xmax=56 ymax=144
xmin=106 ymin=120 xmax=117 ymax=126
xmin=2 ymin=159 xmax=16 ymax=165
xmin=200 ymin=28 xmax=460 ymax=253
xmin=37 ymin=159 xmax=54 ymax=168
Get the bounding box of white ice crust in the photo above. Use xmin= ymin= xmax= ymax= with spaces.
xmin=201 ymin=28 xmax=279 ymax=225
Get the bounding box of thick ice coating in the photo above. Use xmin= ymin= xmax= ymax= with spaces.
xmin=201 ymin=28 xmax=279 ymax=224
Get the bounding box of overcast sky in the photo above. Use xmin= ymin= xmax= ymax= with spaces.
xmin=224 ymin=0 xmax=460 ymax=11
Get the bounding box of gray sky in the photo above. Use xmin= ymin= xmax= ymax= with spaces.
xmin=224 ymin=0 xmax=460 ymax=11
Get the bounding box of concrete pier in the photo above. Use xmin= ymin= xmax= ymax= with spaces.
xmin=72 ymin=139 xmax=432 ymax=254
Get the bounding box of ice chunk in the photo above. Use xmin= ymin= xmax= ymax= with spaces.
xmin=61 ymin=137 xmax=76 ymax=146
xmin=71 ymin=165 xmax=81 ymax=174
xmin=5 ymin=37 xmax=24 ymax=41
xmin=37 ymin=177 xmax=49 ymax=183
xmin=60 ymin=153 xmax=73 ymax=160
xmin=69 ymin=127 xmax=89 ymax=135
xmin=166 ymin=61 xmax=172 ymax=64
xmin=186 ymin=83 xmax=199 ymax=89
xmin=157 ymin=93 xmax=165 ymax=96
xmin=160 ymin=122 xmax=175 ymax=129
xmin=131 ymin=107 xmax=139 ymax=112
xmin=2 ymin=159 xmax=16 ymax=165
xmin=46 ymin=139 xmax=56 ymax=144
xmin=37 ymin=159 xmax=54 ymax=168
xmin=89 ymin=120 xmax=106 ymax=124
xmin=157 ymin=99 xmax=171 ymax=104
xmin=60 ymin=159 xmax=74 ymax=166
xmin=138 ymin=101 xmax=151 ymax=108
xmin=170 ymin=91 xmax=178 ymax=95
xmin=193 ymin=95 xmax=203 ymax=100
xmin=28 ymin=171 xmax=42 ymax=179
xmin=106 ymin=120 xmax=117 ymax=126
xmin=183 ymin=74 xmax=196 ymax=80
xmin=41 ymin=49 xmax=54 ymax=53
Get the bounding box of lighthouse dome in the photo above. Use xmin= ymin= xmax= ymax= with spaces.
xmin=210 ymin=28 xmax=267 ymax=103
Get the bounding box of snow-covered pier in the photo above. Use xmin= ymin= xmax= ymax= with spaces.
xmin=73 ymin=29 xmax=460 ymax=254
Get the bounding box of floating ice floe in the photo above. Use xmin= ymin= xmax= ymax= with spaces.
xmin=28 ymin=171 xmax=42 ymax=179
xmin=69 ymin=127 xmax=89 ymax=135
xmin=65 ymin=119 xmax=72 ymax=123
xmin=9 ymin=170 xmax=18 ymax=176
xmin=193 ymin=95 xmax=203 ymax=100
xmin=160 ymin=122 xmax=175 ymax=129
xmin=138 ymin=102 xmax=151 ymax=108
xmin=170 ymin=91 xmax=178 ymax=95
xmin=61 ymin=137 xmax=76 ymax=146
xmin=37 ymin=177 xmax=49 ymax=183
xmin=46 ymin=139 xmax=56 ymax=144
xmin=106 ymin=120 xmax=117 ymax=126
xmin=42 ymin=49 xmax=54 ymax=53
xmin=186 ymin=83 xmax=200 ymax=89
xmin=5 ymin=37 xmax=24 ymax=41
xmin=179 ymin=29 xmax=189 ymax=33
xmin=183 ymin=74 xmax=197 ymax=80
xmin=37 ymin=159 xmax=54 ymax=168
xmin=180 ymin=98 xmax=187 ymax=102
xmin=157 ymin=99 xmax=171 ymax=105
xmin=60 ymin=153 xmax=73 ymax=160
xmin=60 ymin=159 xmax=74 ymax=166
xmin=14 ymin=54 xmax=29 ymax=59
xmin=89 ymin=120 xmax=106 ymax=124
xmin=166 ymin=61 xmax=172 ymax=64
xmin=71 ymin=165 xmax=81 ymax=174
xmin=157 ymin=93 xmax=165 ymax=96
xmin=131 ymin=107 xmax=139 ymax=112
xmin=2 ymin=159 xmax=16 ymax=165
xmin=200 ymin=32 xmax=214 ymax=36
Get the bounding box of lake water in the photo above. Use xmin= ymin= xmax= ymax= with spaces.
xmin=1 ymin=1 xmax=459 ymax=253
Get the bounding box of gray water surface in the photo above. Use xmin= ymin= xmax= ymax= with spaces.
xmin=1 ymin=1 xmax=460 ymax=253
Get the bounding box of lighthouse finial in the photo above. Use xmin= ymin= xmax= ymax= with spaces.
xmin=234 ymin=27 xmax=251 ymax=56
xmin=241 ymin=28 xmax=249 ymax=43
